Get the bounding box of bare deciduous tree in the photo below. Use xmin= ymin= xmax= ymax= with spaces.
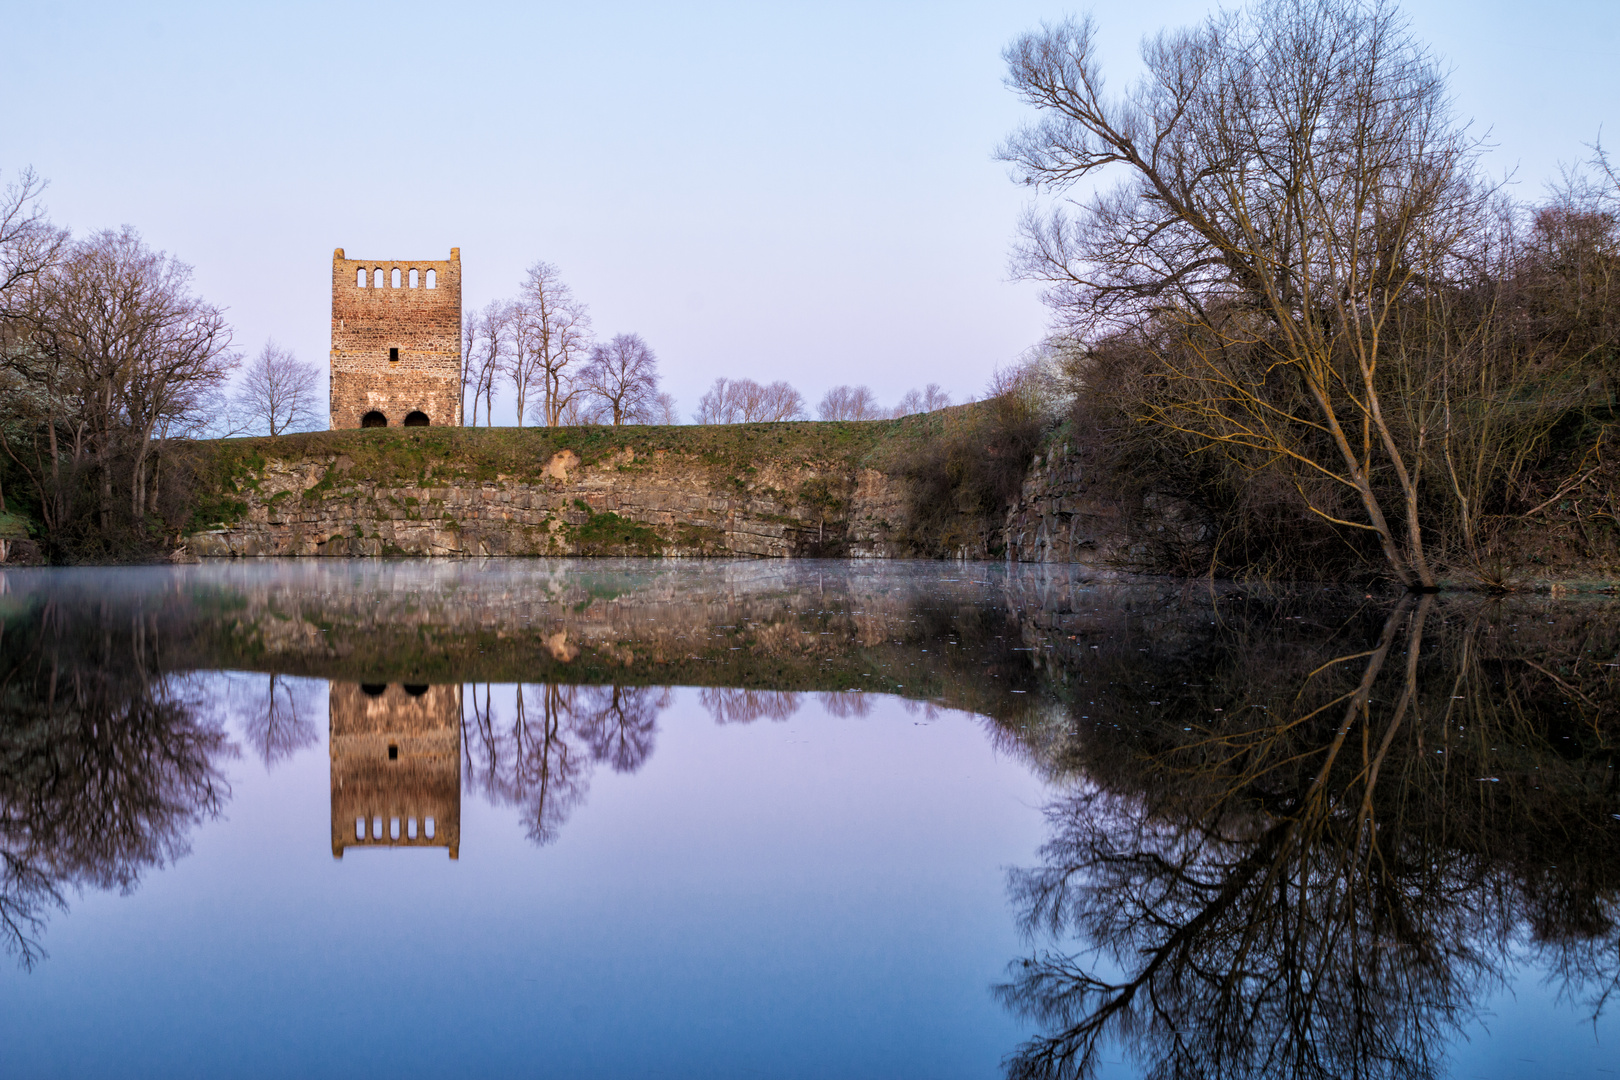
xmin=464 ymin=300 xmax=506 ymax=426
xmin=580 ymin=333 xmax=661 ymax=425
xmin=693 ymin=377 xmax=807 ymax=423
xmin=0 ymin=168 xmax=67 ymax=320
xmin=817 ymin=384 xmax=884 ymax=421
xmin=21 ymin=227 xmax=235 ymax=528
xmin=459 ymin=308 xmax=478 ymax=425
xmin=1001 ymin=0 xmax=1492 ymax=588
xmin=651 ymin=391 xmax=681 ymax=424
xmin=517 ymin=262 xmax=593 ymax=427
xmin=233 ymin=340 xmax=321 ymax=436
xmin=890 ymin=383 xmax=952 ymax=417
xmin=0 ymin=167 xmax=69 ymax=516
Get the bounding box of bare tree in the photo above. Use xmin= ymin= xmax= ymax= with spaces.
xmin=517 ymin=262 xmax=593 ymax=427
xmin=233 ymin=340 xmax=321 ymax=436
xmin=890 ymin=383 xmax=952 ymax=417
xmin=22 ymin=227 xmax=235 ymax=528
xmin=651 ymin=391 xmax=681 ymax=424
xmin=504 ymin=299 xmax=540 ymax=427
xmin=0 ymin=168 xmax=69 ymax=515
xmin=0 ymin=169 xmax=67 ymax=320
xmin=465 ymin=300 xmax=506 ymax=427
xmin=459 ymin=308 xmax=478 ymax=425
xmin=579 ymin=333 xmax=661 ymax=425
xmin=694 ymin=377 xmax=807 ymax=423
xmin=1000 ymin=0 xmax=1492 ymax=588
xmin=695 ymin=378 xmax=742 ymax=423
xmin=817 ymin=384 xmax=884 ymax=421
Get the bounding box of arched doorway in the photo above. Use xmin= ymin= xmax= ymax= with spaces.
xmin=361 ymin=411 xmax=388 ymax=428
xmin=403 ymin=411 xmax=430 ymax=427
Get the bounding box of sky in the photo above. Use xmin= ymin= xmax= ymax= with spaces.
xmin=5 ymin=0 xmax=1617 ymax=425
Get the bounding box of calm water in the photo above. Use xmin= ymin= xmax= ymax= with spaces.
xmin=0 ymin=560 xmax=1616 ymax=1079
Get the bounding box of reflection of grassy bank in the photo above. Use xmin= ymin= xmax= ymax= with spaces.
xmin=205 ymin=584 xmax=1047 ymax=723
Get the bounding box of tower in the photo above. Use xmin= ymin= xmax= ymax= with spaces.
xmin=330 ymin=682 xmax=462 ymax=859
xmin=329 ymin=248 xmax=463 ymax=429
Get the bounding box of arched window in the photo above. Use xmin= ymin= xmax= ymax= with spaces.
xmin=391 ymin=267 xmax=401 ymax=288
xmin=360 ymin=683 xmax=388 ymax=696
xmin=403 ymin=684 xmax=429 ymax=696
xmin=403 ymin=411 xmax=429 ymax=427
xmin=409 ymin=268 xmax=419 ymax=288
xmin=356 ymin=267 xmax=367 ymax=287
xmin=361 ymin=411 xmax=388 ymax=428
xmin=425 ymin=268 xmax=436 ymax=289
xmin=373 ymin=267 xmax=384 ymax=288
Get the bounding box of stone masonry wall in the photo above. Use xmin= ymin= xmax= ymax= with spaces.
xmin=330 ymin=248 xmax=463 ymax=430
xmin=187 ymin=446 xmax=907 ymax=559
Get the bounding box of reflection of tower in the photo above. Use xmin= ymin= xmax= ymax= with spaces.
xmin=330 ymin=683 xmax=461 ymax=859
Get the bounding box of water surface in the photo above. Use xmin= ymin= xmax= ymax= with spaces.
xmin=0 ymin=560 xmax=1616 ymax=1079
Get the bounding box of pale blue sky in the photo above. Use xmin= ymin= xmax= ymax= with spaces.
xmin=5 ymin=0 xmax=1615 ymax=423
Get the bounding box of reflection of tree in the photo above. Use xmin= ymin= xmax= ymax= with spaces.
xmin=0 ymin=598 xmax=233 ymax=968
xmin=230 ymin=672 xmax=318 ymax=766
xmin=1000 ymin=596 xmax=1620 ymax=1080
xmin=699 ymin=687 xmax=801 ymax=724
xmin=461 ymin=683 xmax=669 ymax=845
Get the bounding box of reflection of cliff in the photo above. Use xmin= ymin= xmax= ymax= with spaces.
xmin=330 ymin=683 xmax=461 ymax=859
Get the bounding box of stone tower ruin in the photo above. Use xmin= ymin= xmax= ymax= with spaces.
xmin=330 ymin=682 xmax=461 ymax=859
xmin=330 ymin=248 xmax=463 ymax=429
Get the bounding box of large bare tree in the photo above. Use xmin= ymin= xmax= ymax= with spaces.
xmin=1001 ymin=0 xmax=1491 ymax=588
xmin=19 ymin=228 xmax=234 ymax=529
xmin=233 ymin=340 xmax=321 ymax=435
xmin=516 ymin=261 xmax=593 ymax=427
xmin=579 ymin=333 xmax=660 ymax=425
xmin=0 ymin=168 xmax=69 ymax=516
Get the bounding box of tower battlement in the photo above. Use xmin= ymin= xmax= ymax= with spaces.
xmin=330 ymin=682 xmax=461 ymax=859
xmin=330 ymin=247 xmax=462 ymax=429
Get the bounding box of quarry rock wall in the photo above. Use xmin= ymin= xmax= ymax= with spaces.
xmin=186 ymin=446 xmax=907 ymax=560
xmin=1001 ymin=441 xmax=1212 ymax=570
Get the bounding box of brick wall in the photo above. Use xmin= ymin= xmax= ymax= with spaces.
xmin=330 ymin=248 xmax=463 ymax=429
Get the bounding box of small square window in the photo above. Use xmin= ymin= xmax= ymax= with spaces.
xmin=389 ymin=347 xmax=399 ymax=362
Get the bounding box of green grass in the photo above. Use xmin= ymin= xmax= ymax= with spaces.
xmin=191 ymin=420 xmax=932 ymax=490
xmin=0 ymin=510 xmax=35 ymax=539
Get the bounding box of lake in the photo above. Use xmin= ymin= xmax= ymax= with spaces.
xmin=1 ymin=560 xmax=1616 ymax=1079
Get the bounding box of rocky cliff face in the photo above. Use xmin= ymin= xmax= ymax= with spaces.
xmin=1001 ymin=441 xmax=1211 ymax=571
xmin=187 ymin=446 xmax=908 ymax=560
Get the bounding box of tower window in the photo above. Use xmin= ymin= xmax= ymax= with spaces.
xmin=425 ymin=268 xmax=436 ymax=289
xmin=356 ymin=267 xmax=366 ymax=287
xmin=389 ymin=347 xmax=399 ymax=362
xmin=409 ymin=268 xmax=419 ymax=288
xmin=374 ymin=268 xmax=384 ymax=288
xmin=388 ymin=744 xmax=398 ymax=761
xmin=391 ymin=267 xmax=401 ymax=288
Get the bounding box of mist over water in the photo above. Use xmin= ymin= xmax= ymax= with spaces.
xmin=0 ymin=561 xmax=1616 ymax=1078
